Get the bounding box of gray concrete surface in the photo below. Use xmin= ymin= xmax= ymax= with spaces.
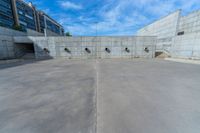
xmin=165 ymin=58 xmax=200 ymax=65
xmin=0 ymin=59 xmax=96 ymax=133
xmin=0 ymin=59 xmax=200 ymax=133
xmin=98 ymin=59 xmax=200 ymax=133
xmin=171 ymin=32 xmax=200 ymax=59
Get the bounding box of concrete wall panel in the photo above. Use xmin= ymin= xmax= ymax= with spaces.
xmin=178 ymin=10 xmax=200 ymax=34
xmin=0 ymin=36 xmax=15 ymax=59
xmin=1 ymin=36 xmax=156 ymax=59
xmin=171 ymin=33 xmax=200 ymax=59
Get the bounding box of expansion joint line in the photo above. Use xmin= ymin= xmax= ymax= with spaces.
xmin=95 ymin=59 xmax=99 ymax=133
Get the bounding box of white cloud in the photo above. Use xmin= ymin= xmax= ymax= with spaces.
xmin=56 ymin=0 xmax=200 ymax=35
xmin=90 ymin=0 xmax=149 ymax=35
xmin=59 ymin=1 xmax=82 ymax=10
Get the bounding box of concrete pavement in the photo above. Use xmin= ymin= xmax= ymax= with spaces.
xmin=97 ymin=59 xmax=200 ymax=133
xmin=0 ymin=59 xmax=96 ymax=133
xmin=0 ymin=59 xmax=200 ymax=133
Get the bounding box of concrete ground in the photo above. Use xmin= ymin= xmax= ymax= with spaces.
xmin=0 ymin=59 xmax=96 ymax=133
xmin=0 ymin=59 xmax=200 ymax=133
xmin=165 ymin=58 xmax=200 ymax=65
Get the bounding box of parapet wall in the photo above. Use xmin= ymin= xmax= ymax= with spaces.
xmin=14 ymin=36 xmax=156 ymax=59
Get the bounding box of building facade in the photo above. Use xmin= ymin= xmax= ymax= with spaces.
xmin=0 ymin=0 xmax=64 ymax=36
xmin=16 ymin=0 xmax=37 ymax=31
xmin=0 ymin=0 xmax=14 ymax=28
xmin=37 ymin=11 xmax=64 ymax=35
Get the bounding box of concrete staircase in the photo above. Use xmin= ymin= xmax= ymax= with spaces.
xmin=155 ymin=50 xmax=171 ymax=58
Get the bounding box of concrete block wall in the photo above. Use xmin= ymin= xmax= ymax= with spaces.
xmin=26 ymin=36 xmax=156 ymax=59
xmin=171 ymin=33 xmax=200 ymax=59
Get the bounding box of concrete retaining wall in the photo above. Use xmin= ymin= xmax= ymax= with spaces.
xmin=46 ymin=29 xmax=62 ymax=36
xmin=137 ymin=10 xmax=180 ymax=51
xmin=0 ymin=36 xmax=15 ymax=59
xmin=0 ymin=26 xmax=44 ymax=36
xmin=27 ymin=29 xmax=44 ymax=36
xmin=0 ymin=26 xmax=65 ymax=37
xmin=171 ymin=33 xmax=200 ymax=59
xmin=1 ymin=35 xmax=199 ymax=60
xmin=0 ymin=27 xmax=26 ymax=36
xmin=11 ymin=36 xmax=156 ymax=59
xmin=178 ymin=10 xmax=200 ymax=34
xmin=137 ymin=10 xmax=180 ymax=38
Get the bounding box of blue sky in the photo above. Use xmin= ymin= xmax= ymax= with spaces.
xmin=28 ymin=0 xmax=200 ymax=36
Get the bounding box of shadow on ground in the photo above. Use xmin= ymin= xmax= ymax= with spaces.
xmin=0 ymin=58 xmax=53 ymax=70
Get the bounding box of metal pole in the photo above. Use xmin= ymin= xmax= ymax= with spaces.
xmin=44 ymin=15 xmax=47 ymax=37
xmin=95 ymin=22 xmax=98 ymax=59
